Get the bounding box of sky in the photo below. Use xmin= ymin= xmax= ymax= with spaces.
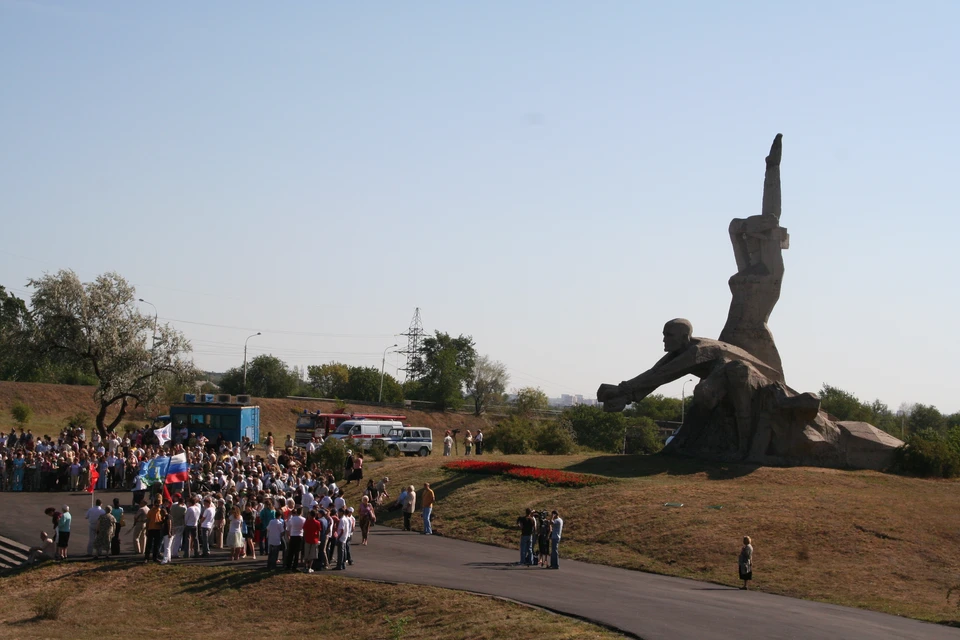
xmin=1 ymin=1 xmax=958 ymax=413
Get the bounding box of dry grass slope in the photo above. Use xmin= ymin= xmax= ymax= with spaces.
xmin=0 ymin=563 xmax=625 ymax=640
xmin=344 ymin=452 xmax=960 ymax=624
xmin=0 ymin=381 xmax=490 ymax=439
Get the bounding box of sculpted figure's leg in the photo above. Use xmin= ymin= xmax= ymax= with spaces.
xmin=724 ymin=361 xmax=764 ymax=460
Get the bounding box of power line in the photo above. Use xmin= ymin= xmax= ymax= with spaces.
xmin=160 ymin=316 xmax=396 ymax=338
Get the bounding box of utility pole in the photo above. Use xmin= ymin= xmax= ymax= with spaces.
xmin=243 ymin=332 xmax=261 ymax=393
xmin=681 ymin=378 xmax=695 ymax=425
xmin=379 ymin=343 xmax=398 ymax=403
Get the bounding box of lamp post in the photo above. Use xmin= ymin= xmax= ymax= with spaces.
xmin=138 ymin=299 xmax=158 ymax=416
xmin=379 ymin=343 xmax=398 ymax=403
xmin=243 ymin=332 xmax=261 ymax=393
xmin=681 ymin=378 xmax=695 ymax=425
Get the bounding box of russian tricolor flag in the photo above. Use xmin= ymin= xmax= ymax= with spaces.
xmin=165 ymin=453 xmax=190 ymax=484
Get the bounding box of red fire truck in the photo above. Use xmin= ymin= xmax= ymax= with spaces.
xmin=294 ymin=409 xmax=407 ymax=446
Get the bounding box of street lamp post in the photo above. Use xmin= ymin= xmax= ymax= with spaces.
xmin=681 ymin=378 xmax=695 ymax=425
xmin=379 ymin=343 xmax=398 ymax=403
xmin=138 ymin=299 xmax=158 ymax=416
xmin=243 ymin=332 xmax=261 ymax=394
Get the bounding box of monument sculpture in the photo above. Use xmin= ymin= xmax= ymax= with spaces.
xmin=597 ymin=135 xmax=902 ymax=470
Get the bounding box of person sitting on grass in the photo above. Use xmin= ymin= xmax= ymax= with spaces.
xmin=27 ymin=531 xmax=56 ymax=564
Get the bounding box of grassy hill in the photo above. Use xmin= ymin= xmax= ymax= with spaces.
xmin=0 ymin=381 xmax=491 ymax=439
xmin=340 ymin=452 xmax=960 ymax=625
xmin=0 ymin=563 xmax=622 ymax=639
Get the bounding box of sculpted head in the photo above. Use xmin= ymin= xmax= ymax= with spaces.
xmin=662 ymin=319 xmax=693 ymax=354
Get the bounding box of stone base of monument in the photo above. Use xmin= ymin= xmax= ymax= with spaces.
xmin=663 ymin=383 xmax=904 ymax=471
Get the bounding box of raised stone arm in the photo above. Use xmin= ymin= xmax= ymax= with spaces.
xmin=597 ymin=348 xmax=700 ymax=411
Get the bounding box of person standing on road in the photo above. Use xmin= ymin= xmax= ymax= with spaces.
xmin=86 ymin=499 xmax=105 ymax=556
xmin=421 ymin=482 xmax=435 ymax=535
xmin=56 ymin=505 xmax=72 ymax=560
xmin=302 ymin=509 xmax=320 ymax=573
xmin=358 ymin=495 xmax=375 ymax=545
xmin=132 ymin=499 xmax=149 ymax=554
xmin=549 ymin=510 xmax=563 ymax=569
xmin=475 ymin=429 xmax=484 ymax=455
xmin=199 ymin=497 xmax=215 ymax=557
xmin=93 ymin=506 xmax=116 ymax=559
xmin=110 ymin=498 xmax=125 ymax=556
xmin=285 ymin=506 xmax=306 ymax=571
xmin=183 ymin=497 xmax=201 ymax=558
xmin=739 ymin=536 xmax=753 ymax=589
xmin=264 ymin=509 xmax=284 ymax=568
xmin=402 ymin=485 xmax=416 ymax=531
xmin=517 ymin=509 xmax=535 ymax=565
xmin=168 ymin=494 xmax=186 ymax=560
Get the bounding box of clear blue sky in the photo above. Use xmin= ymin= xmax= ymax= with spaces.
xmin=2 ymin=1 xmax=957 ymax=413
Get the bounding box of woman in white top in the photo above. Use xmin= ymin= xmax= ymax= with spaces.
xmin=227 ymin=507 xmax=244 ymax=561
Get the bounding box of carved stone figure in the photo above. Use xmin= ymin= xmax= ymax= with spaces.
xmin=596 ymin=135 xmax=902 ymax=470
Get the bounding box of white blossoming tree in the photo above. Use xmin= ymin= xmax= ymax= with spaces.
xmin=28 ymin=270 xmax=193 ymax=438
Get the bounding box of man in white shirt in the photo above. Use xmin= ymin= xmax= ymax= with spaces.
xmin=475 ymin=429 xmax=484 ymax=455
xmin=333 ymin=494 xmax=346 ymax=513
xmin=302 ymin=489 xmax=315 ymax=512
xmin=334 ymin=508 xmax=351 ymax=570
xmin=266 ymin=516 xmax=286 ymax=570
xmin=284 ymin=508 xmax=306 ymax=571
xmin=443 ymin=432 xmax=453 ymax=456
xmin=344 ymin=507 xmax=356 ymax=566
xmin=183 ymin=497 xmax=201 ymax=558
xmin=86 ymin=499 xmax=105 ymax=555
xmin=549 ymin=510 xmax=564 ymax=569
xmin=199 ymin=497 xmax=216 ymax=557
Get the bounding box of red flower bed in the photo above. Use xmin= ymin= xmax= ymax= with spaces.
xmin=442 ymin=460 xmax=519 ymax=474
xmin=504 ymin=466 xmax=610 ymax=487
xmin=443 ymin=460 xmax=610 ymax=488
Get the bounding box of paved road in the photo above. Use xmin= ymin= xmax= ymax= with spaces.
xmin=2 ymin=490 xmax=957 ymax=640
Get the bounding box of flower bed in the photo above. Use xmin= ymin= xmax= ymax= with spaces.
xmin=443 ymin=459 xmax=610 ymax=488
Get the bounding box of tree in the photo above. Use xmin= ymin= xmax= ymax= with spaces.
xmin=466 ymin=355 xmax=509 ymax=416
xmin=219 ymin=354 xmax=299 ymax=398
xmin=628 ymin=394 xmax=683 ymax=422
xmin=10 ymin=400 xmax=32 ymax=428
xmin=560 ymin=404 xmax=627 ymax=453
xmin=307 ymin=362 xmax=350 ymax=397
xmin=345 ymin=365 xmax=403 ymax=403
xmin=0 ymin=286 xmax=37 ymax=381
xmin=513 ymin=386 xmax=549 ymax=417
xmin=909 ymin=404 xmax=946 ymax=433
xmin=28 ymin=270 xmax=192 ymax=438
xmin=406 ymin=331 xmax=476 ymax=410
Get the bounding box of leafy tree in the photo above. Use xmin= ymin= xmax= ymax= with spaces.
xmin=0 ymin=286 xmax=37 ymax=381
xmin=10 ymin=400 xmax=32 ymax=427
xmin=28 ymin=270 xmax=192 ymax=438
xmin=406 ymin=331 xmax=476 ymax=410
xmin=560 ymin=404 xmax=627 ymax=453
xmin=534 ymin=420 xmax=576 ymax=454
xmin=219 ymin=354 xmax=300 ymax=398
xmin=513 ymin=386 xmax=549 ymax=417
xmin=466 ymin=355 xmax=509 ymax=416
xmin=909 ymin=404 xmax=946 ymax=433
xmin=345 ymin=365 xmax=403 ymax=404
xmin=314 ymin=437 xmax=348 ymax=480
xmin=307 ymin=362 xmax=350 ymax=397
xmin=486 ymin=415 xmax=535 ymax=454
xmin=627 ymin=394 xmax=683 ymax=422
xmin=818 ymin=384 xmax=901 ymax=437
xmin=625 ymin=416 xmax=663 ymax=454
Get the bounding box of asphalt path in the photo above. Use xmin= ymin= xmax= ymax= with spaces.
xmin=2 ymin=490 xmax=957 ymax=640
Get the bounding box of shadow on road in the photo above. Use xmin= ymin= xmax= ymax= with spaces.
xmin=564 ymin=454 xmax=758 ymax=480
xmin=375 ymin=471 xmax=487 ymax=527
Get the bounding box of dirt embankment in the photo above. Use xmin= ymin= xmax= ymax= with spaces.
xmin=0 ymin=381 xmax=492 ymax=437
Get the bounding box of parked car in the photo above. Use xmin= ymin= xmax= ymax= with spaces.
xmin=385 ymin=427 xmax=433 ymax=457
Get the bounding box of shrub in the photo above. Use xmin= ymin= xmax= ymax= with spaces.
xmin=625 ymin=417 xmax=663 ymax=455
xmin=487 ymin=415 xmax=536 ymax=454
xmin=316 ymin=437 xmax=348 ymax=480
xmin=10 ymin=400 xmax=32 ymax=427
xmin=534 ymin=421 xmax=576 ymax=455
xmin=368 ymin=439 xmax=389 ymax=462
xmin=893 ymin=430 xmax=960 ymax=478
xmin=31 ymin=590 xmax=68 ymax=621
xmin=65 ymin=412 xmax=92 ymax=432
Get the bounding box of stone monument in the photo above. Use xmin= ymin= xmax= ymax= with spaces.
xmin=597 ymin=135 xmax=902 ymax=470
